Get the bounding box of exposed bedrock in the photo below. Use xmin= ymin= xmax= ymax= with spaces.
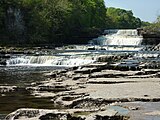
xmin=5 ymin=56 xmax=160 ymax=120
xmin=5 ymin=108 xmax=129 ymax=120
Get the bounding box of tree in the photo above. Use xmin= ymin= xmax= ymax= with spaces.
xmin=106 ymin=7 xmax=141 ymax=29
xmin=0 ymin=0 xmax=143 ymax=45
xmin=143 ymin=16 xmax=160 ymax=34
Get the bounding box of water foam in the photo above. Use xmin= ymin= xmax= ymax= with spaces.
xmin=90 ymin=29 xmax=143 ymax=46
xmin=6 ymin=55 xmax=95 ymax=67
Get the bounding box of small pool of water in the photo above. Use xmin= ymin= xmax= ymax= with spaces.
xmin=0 ymin=66 xmax=64 ymax=116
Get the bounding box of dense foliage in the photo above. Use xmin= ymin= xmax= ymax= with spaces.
xmin=143 ymin=16 xmax=160 ymax=34
xmin=106 ymin=7 xmax=141 ymax=29
xmin=0 ymin=0 xmax=142 ymax=45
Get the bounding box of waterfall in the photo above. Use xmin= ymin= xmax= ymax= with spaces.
xmin=90 ymin=29 xmax=143 ymax=46
xmin=6 ymin=55 xmax=95 ymax=67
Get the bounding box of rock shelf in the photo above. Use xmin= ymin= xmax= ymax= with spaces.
xmin=2 ymin=46 xmax=160 ymax=120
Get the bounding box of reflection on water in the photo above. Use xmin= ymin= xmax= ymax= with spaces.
xmin=0 ymin=88 xmax=56 ymax=115
xmin=0 ymin=66 xmax=63 ymax=116
xmin=0 ymin=66 xmax=63 ymax=86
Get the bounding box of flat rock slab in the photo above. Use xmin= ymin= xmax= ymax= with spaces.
xmin=88 ymin=78 xmax=160 ymax=84
xmin=74 ymin=67 xmax=98 ymax=74
xmin=74 ymin=78 xmax=160 ymax=100
xmin=90 ymin=69 xmax=160 ymax=78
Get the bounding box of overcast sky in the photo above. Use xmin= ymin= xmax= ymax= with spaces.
xmin=104 ymin=0 xmax=160 ymax=22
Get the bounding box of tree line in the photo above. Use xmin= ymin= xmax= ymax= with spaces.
xmin=0 ymin=0 xmax=143 ymax=46
xmin=143 ymin=16 xmax=160 ymax=34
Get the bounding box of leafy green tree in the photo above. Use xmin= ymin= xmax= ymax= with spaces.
xmin=106 ymin=7 xmax=141 ymax=29
xmin=0 ymin=0 xmax=144 ymax=45
xmin=143 ymin=16 xmax=160 ymax=34
xmin=141 ymin=21 xmax=151 ymax=27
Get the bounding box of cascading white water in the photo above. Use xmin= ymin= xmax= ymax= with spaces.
xmin=90 ymin=29 xmax=143 ymax=46
xmin=6 ymin=55 xmax=96 ymax=67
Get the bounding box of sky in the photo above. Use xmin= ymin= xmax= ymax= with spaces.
xmin=105 ymin=0 xmax=160 ymax=22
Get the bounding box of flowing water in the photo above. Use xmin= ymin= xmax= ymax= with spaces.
xmin=90 ymin=29 xmax=143 ymax=46
xmin=6 ymin=55 xmax=95 ymax=67
xmin=0 ymin=29 xmax=160 ymax=118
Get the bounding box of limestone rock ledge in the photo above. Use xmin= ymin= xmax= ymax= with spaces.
xmin=5 ymin=108 xmax=129 ymax=120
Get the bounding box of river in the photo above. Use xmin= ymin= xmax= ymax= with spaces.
xmin=0 ymin=29 xmax=160 ymax=119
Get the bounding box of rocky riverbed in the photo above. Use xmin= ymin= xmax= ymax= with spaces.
xmin=0 ymin=44 xmax=160 ymax=120
xmin=2 ymin=61 xmax=160 ymax=120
